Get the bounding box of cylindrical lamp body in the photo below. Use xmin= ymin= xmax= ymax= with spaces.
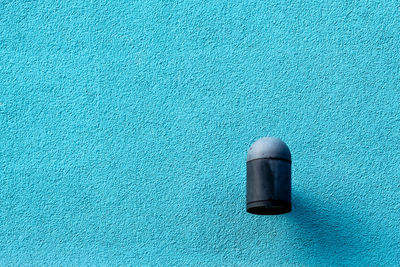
xmin=246 ymin=137 xmax=292 ymax=215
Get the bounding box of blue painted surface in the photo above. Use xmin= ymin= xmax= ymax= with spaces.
xmin=1 ymin=1 xmax=400 ymax=265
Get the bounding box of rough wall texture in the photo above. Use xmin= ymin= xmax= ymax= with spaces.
xmin=1 ymin=0 xmax=400 ymax=266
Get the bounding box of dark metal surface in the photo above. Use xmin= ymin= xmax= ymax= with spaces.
xmin=246 ymin=137 xmax=292 ymax=215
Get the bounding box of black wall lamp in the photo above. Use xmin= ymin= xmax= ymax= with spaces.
xmin=246 ymin=137 xmax=291 ymax=215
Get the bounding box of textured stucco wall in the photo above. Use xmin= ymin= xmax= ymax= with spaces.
xmin=1 ymin=0 xmax=400 ymax=266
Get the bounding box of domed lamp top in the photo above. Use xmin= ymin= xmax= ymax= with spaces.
xmin=247 ymin=137 xmax=291 ymax=162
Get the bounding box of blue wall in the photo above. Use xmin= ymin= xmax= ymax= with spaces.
xmin=1 ymin=1 xmax=399 ymax=265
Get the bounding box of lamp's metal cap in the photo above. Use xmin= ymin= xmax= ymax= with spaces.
xmin=247 ymin=137 xmax=291 ymax=162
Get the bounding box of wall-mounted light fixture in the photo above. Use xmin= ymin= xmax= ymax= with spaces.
xmin=246 ymin=137 xmax=291 ymax=215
